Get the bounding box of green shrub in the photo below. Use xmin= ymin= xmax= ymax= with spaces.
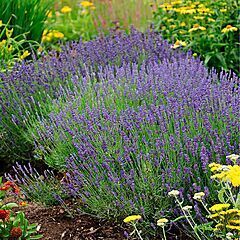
xmin=152 ymin=0 xmax=239 ymax=74
xmin=0 ymin=0 xmax=53 ymax=43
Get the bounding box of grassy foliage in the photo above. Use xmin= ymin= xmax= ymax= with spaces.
xmin=152 ymin=0 xmax=239 ymax=74
xmin=0 ymin=0 xmax=53 ymax=43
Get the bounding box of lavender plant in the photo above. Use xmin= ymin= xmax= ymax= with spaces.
xmin=5 ymin=163 xmax=66 ymax=206
xmin=0 ymin=29 xmax=179 ymax=162
xmin=31 ymin=55 xmax=239 ymax=236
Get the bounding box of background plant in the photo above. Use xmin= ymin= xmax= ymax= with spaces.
xmin=152 ymin=0 xmax=240 ymax=74
xmin=0 ymin=0 xmax=53 ymax=44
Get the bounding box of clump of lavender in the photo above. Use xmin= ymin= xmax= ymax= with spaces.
xmin=0 ymin=29 xmax=182 ymax=160
xmin=32 ymin=52 xmax=239 ymax=234
xmin=5 ymin=162 xmax=67 ymax=206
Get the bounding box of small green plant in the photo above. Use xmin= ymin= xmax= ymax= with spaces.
xmin=152 ymin=0 xmax=239 ymax=74
xmin=0 ymin=178 xmax=42 ymax=240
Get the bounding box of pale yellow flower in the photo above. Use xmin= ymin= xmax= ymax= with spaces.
xmin=157 ymin=218 xmax=168 ymax=227
xmin=193 ymin=192 xmax=205 ymax=201
xmin=168 ymin=190 xmax=180 ymax=196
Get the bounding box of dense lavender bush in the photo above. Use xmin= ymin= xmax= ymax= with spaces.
xmin=31 ymin=54 xmax=239 ymax=235
xmin=0 ymin=29 xmax=182 ymax=161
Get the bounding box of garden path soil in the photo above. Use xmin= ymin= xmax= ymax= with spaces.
xmin=24 ymin=203 xmax=127 ymax=240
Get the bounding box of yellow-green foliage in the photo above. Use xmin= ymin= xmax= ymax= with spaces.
xmin=153 ymin=0 xmax=239 ymax=74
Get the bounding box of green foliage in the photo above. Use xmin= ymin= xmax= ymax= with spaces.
xmin=0 ymin=178 xmax=42 ymax=240
xmin=0 ymin=20 xmax=39 ymax=72
xmin=152 ymin=0 xmax=240 ymax=74
xmin=44 ymin=3 xmax=98 ymax=43
xmin=0 ymin=0 xmax=53 ymax=43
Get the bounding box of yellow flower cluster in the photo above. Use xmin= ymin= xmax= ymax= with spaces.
xmin=171 ymin=40 xmax=187 ymax=49
xmin=80 ymin=1 xmax=94 ymax=8
xmin=159 ymin=1 xmax=214 ymax=15
xmin=42 ymin=30 xmax=64 ymax=42
xmin=209 ymin=204 xmax=240 ymax=232
xmin=209 ymin=161 xmax=240 ymax=187
xmin=189 ymin=24 xmax=206 ymax=32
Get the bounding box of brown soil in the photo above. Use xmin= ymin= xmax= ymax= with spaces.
xmin=24 ymin=203 xmax=127 ymax=240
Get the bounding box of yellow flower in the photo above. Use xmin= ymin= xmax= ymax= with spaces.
xmin=0 ymin=39 xmax=6 ymax=48
xmin=215 ymin=223 xmax=224 ymax=229
xmin=20 ymin=50 xmax=30 ymax=60
xmin=47 ymin=11 xmax=52 ymax=18
xmin=0 ymin=20 xmax=2 ymax=27
xmin=221 ymin=25 xmax=238 ymax=34
xmin=80 ymin=1 xmax=94 ymax=7
xmin=157 ymin=218 xmax=168 ymax=227
xmin=6 ymin=28 xmax=13 ymax=38
xmin=8 ymin=45 xmax=13 ymax=52
xmin=194 ymin=16 xmax=204 ymax=20
xmin=123 ymin=215 xmax=141 ymax=223
xmin=208 ymin=18 xmax=215 ymax=22
xmin=208 ymin=213 xmax=219 ymax=219
xmin=226 ymin=225 xmax=240 ymax=231
xmin=171 ymin=40 xmax=187 ymax=49
xmin=53 ymin=31 xmax=64 ymax=39
xmin=220 ymin=9 xmax=227 ymax=13
xmin=209 ymin=203 xmax=230 ymax=212
xmin=180 ymin=22 xmax=186 ymax=27
xmin=189 ymin=24 xmax=206 ymax=32
xmin=225 ymin=209 xmax=240 ymax=215
xmin=226 ymin=165 xmax=240 ymax=187
xmin=60 ymin=6 xmax=72 ymax=14
xmin=193 ymin=53 xmax=197 ymax=57
xmin=171 ymin=0 xmax=182 ymax=5
xmin=170 ymin=25 xmax=177 ymax=29
xmin=229 ymin=219 xmax=240 ymax=225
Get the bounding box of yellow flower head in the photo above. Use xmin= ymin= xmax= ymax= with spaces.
xmin=194 ymin=16 xmax=204 ymax=20
xmin=0 ymin=20 xmax=3 ymax=27
xmin=209 ymin=203 xmax=230 ymax=212
xmin=226 ymin=165 xmax=240 ymax=187
xmin=189 ymin=24 xmax=206 ymax=32
xmin=226 ymin=225 xmax=240 ymax=231
xmin=171 ymin=40 xmax=187 ymax=49
xmin=80 ymin=1 xmax=94 ymax=7
xmin=221 ymin=25 xmax=238 ymax=34
xmin=6 ymin=28 xmax=14 ymax=38
xmin=157 ymin=218 xmax=168 ymax=227
xmin=20 ymin=50 xmax=30 ymax=60
xmin=61 ymin=6 xmax=72 ymax=14
xmin=53 ymin=31 xmax=64 ymax=39
xmin=123 ymin=215 xmax=141 ymax=223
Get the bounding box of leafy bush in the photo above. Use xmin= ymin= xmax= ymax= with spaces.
xmin=152 ymin=0 xmax=239 ymax=74
xmin=0 ymin=30 xmax=177 ymax=162
xmin=31 ymin=54 xmax=239 ymax=236
xmin=0 ymin=0 xmax=53 ymax=43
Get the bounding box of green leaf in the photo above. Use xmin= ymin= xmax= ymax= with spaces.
xmin=217 ymin=188 xmax=225 ymax=203
xmin=2 ymin=202 xmax=18 ymax=209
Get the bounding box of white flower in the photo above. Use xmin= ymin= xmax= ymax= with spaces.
xmin=226 ymin=154 xmax=240 ymax=162
xmin=168 ymin=190 xmax=180 ymax=197
xmin=182 ymin=205 xmax=193 ymax=211
xmin=193 ymin=192 xmax=205 ymax=201
xmin=226 ymin=232 xmax=234 ymax=239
